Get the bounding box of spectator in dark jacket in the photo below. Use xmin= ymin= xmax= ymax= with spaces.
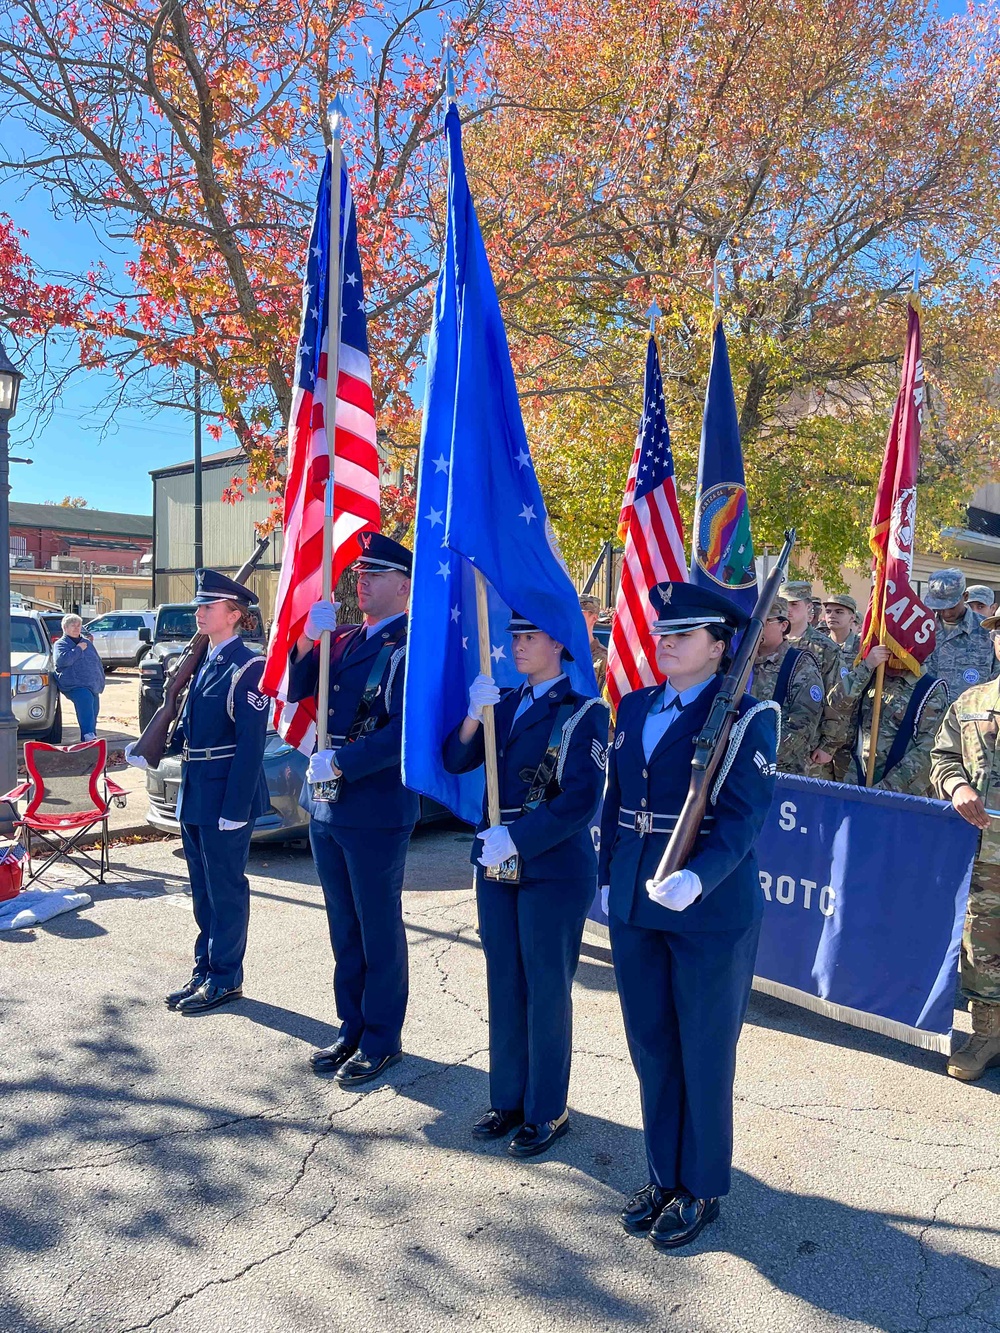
xmin=53 ymin=615 xmax=105 ymax=741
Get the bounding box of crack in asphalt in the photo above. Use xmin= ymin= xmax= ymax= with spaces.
xmin=911 ymin=1164 xmax=1000 ymax=1333
xmin=736 ymin=1095 xmax=1000 ymax=1158
xmin=113 ymin=1043 xmax=491 ymax=1329
xmin=431 ymin=926 xmax=487 ymax=1023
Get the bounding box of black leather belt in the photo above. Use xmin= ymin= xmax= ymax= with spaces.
xmin=618 ymin=808 xmax=716 ymax=837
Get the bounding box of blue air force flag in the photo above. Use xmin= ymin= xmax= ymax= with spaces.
xmin=402 ymin=104 xmax=597 ymax=823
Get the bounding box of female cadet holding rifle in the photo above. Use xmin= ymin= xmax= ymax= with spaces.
xmin=600 ymin=581 xmax=779 ymax=1250
xmin=443 ymin=613 xmax=609 ymax=1159
xmin=126 ymin=569 xmax=269 ymax=1014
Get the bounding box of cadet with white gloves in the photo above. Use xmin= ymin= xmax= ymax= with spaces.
xmin=443 ymin=613 xmax=608 ymax=1159
xmin=600 ymin=582 xmax=778 ymax=1251
xmin=125 ymin=569 xmax=270 ymax=1014
xmin=286 ymin=532 xmax=417 ymax=1088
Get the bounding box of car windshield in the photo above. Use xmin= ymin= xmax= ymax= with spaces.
xmin=11 ymin=617 xmax=46 ymax=654
xmin=156 ymin=605 xmax=263 ymax=641
xmin=156 ymin=608 xmax=197 ymax=640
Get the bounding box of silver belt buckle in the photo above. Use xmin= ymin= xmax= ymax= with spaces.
xmin=312 ymin=776 xmax=342 ymax=804
xmin=634 ymin=811 xmax=654 ymax=836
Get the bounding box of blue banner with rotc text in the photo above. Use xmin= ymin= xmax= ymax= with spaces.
xmin=588 ymin=776 xmax=976 ymax=1051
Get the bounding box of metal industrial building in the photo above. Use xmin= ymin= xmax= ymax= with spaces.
xmin=150 ymin=448 xmax=284 ymax=618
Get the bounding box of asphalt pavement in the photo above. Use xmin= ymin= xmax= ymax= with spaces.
xmin=2 ymin=827 xmax=998 ymax=1333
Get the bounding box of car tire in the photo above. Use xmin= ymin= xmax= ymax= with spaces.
xmin=39 ymin=699 xmax=63 ymax=744
xmin=134 ymin=647 xmax=149 ymax=666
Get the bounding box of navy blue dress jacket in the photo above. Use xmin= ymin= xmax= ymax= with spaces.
xmin=171 ymin=639 xmax=270 ymax=827
xmin=443 ymin=676 xmax=609 ymax=881
xmin=287 ymin=615 xmax=420 ymax=830
xmin=599 ymin=678 xmax=778 ymax=931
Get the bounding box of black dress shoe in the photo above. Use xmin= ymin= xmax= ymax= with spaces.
xmin=309 ymin=1040 xmax=358 ymax=1073
xmin=648 ymin=1193 xmax=720 ymax=1250
xmin=175 ymin=981 xmax=244 ymax=1015
xmin=471 ymin=1108 xmax=524 ymax=1139
xmin=508 ymin=1110 xmax=569 ymax=1158
xmin=165 ymin=977 xmax=206 ymax=1010
xmin=620 ymin=1182 xmax=675 ymax=1236
xmin=334 ymin=1049 xmax=402 ymax=1087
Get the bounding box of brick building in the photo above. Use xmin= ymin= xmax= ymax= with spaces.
xmin=8 ymin=502 xmax=154 ymax=614
xmin=9 ymin=502 xmax=152 ymax=573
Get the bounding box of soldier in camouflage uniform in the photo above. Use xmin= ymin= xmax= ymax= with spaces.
xmin=781 ymin=580 xmax=848 ymax=779
xmin=966 ymin=584 xmax=996 ymax=619
xmin=831 ymin=643 xmax=949 ymax=794
xmin=821 ymin=593 xmax=861 ymax=666
xmin=822 ymin=593 xmax=863 ymax=782
xmin=930 ymin=618 xmax=1000 ymax=1080
xmin=752 ymin=596 xmax=825 ymax=774
xmin=923 ymin=569 xmax=997 ymax=703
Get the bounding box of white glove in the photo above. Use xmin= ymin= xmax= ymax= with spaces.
xmin=600 ymin=885 xmax=610 ymax=916
xmin=468 ymin=673 xmax=501 ymax=722
xmin=476 ymin=824 xmax=518 ymax=868
xmin=123 ymin=742 xmax=148 ymax=771
xmin=218 ymin=818 xmax=247 ymax=831
xmin=645 ymin=868 xmax=703 ymax=911
xmin=307 ymin=749 xmax=341 ymax=784
xmin=304 ymin=600 xmax=341 ymax=640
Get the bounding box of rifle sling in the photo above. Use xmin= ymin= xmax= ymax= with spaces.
xmin=341 ymin=628 xmax=406 ymax=745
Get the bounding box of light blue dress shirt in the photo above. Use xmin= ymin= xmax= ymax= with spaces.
xmin=641 ymin=676 xmax=715 ymax=762
xmin=511 ymin=672 xmax=567 ymax=727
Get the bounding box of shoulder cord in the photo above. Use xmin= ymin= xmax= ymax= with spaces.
xmin=384 ymin=645 xmax=407 ymax=712
xmin=556 ymin=696 xmax=608 ymax=786
xmin=226 ymin=654 xmax=265 ymax=721
xmin=914 ymin=677 xmax=948 ymax=730
xmin=710 ymin=700 xmax=782 ymax=806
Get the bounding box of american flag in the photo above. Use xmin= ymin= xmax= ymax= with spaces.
xmin=261 ymin=148 xmax=380 ymax=753
xmin=607 ymin=334 xmax=686 ymax=711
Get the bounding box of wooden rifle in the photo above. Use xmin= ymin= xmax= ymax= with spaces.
xmin=131 ymin=536 xmax=271 ymax=768
xmin=652 ymin=528 xmax=796 ymax=881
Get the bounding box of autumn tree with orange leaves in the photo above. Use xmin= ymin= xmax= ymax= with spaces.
xmin=0 ymin=0 xmax=490 ymax=511
xmin=2 ymin=0 xmax=1000 ymax=576
xmin=471 ymin=0 xmax=1000 ymax=575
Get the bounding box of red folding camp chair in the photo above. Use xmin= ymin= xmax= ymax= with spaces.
xmin=0 ymin=740 xmax=128 ymax=886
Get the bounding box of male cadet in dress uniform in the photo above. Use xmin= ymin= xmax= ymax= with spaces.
xmin=750 ymin=595 xmax=824 ymax=775
xmin=287 ymin=532 xmax=418 ymax=1087
xmin=780 ymin=580 xmax=846 ymax=779
xmin=923 ymin=569 xmax=997 ymax=703
xmin=600 ymin=583 xmax=778 ymax=1250
xmin=579 ymin=594 xmax=608 ymax=694
xmin=821 ymin=593 xmax=861 ymax=665
xmin=966 ymin=585 xmax=997 ymax=619
xmin=830 ymin=643 xmax=948 ymax=795
xmin=930 ymin=612 xmax=1000 ymax=1079
xmin=126 ymin=570 xmax=270 ymax=1013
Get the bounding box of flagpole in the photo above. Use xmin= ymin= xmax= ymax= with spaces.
xmin=475 ymin=569 xmax=502 ymax=828
xmin=867 ymin=249 xmax=921 ymax=788
xmin=443 ymin=39 xmax=499 ymax=826
xmin=316 ymin=100 xmax=344 ymax=760
xmin=865 ymin=664 xmax=886 ymax=786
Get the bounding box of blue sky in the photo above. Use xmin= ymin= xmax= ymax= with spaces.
xmin=0 ymin=0 xmax=972 ymax=516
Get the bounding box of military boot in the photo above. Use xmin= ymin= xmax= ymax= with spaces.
xmin=947 ymin=1002 xmax=1000 ymax=1081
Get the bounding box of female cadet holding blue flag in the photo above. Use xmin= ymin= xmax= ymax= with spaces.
xmin=443 ymin=614 xmax=609 ymax=1158
xmin=600 ymin=582 xmax=778 ymax=1250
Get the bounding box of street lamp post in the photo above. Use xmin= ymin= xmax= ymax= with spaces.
xmin=0 ymin=337 xmax=25 ymax=804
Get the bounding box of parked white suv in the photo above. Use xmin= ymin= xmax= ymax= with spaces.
xmin=83 ymin=611 xmax=155 ymax=670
